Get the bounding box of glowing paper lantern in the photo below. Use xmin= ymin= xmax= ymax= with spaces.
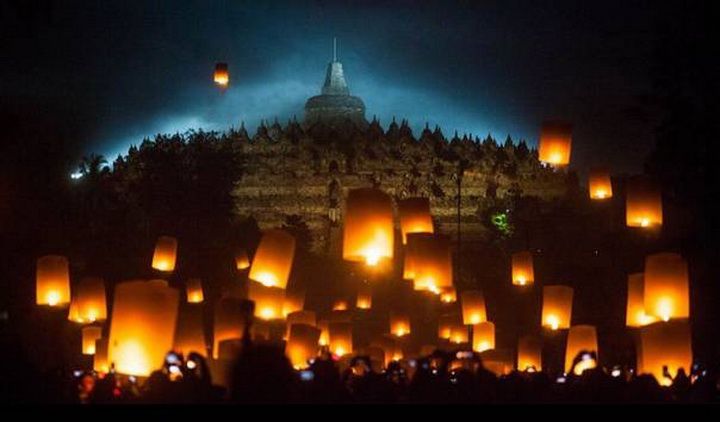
xmin=440 ymin=286 xmax=457 ymax=303
xmin=371 ymin=335 xmax=403 ymax=367
xmin=542 ymin=285 xmax=573 ymax=330
xmin=248 ymin=281 xmax=285 ymax=321
xmin=82 ymin=326 xmax=102 ymax=355
xmin=68 ymin=277 xmax=107 ymax=323
xmin=517 ymin=335 xmax=542 ymax=371
xmin=639 ymin=321 xmax=692 ymax=386
xmin=564 ymin=325 xmax=598 ymax=375
xmin=94 ymin=338 xmax=109 ymax=373
xmin=626 ymin=273 xmax=657 ymax=327
xmin=108 ymin=280 xmax=180 ymax=377
xmin=472 ymin=322 xmax=495 ymax=353
xmin=511 ymin=251 xmax=534 ymax=286
xmin=460 ymin=290 xmax=487 ymax=325
xmin=342 ymin=188 xmax=394 ymax=267
xmin=398 ymin=197 xmax=434 ymax=244
xmin=390 ymin=312 xmax=411 ymax=337
xmin=439 ymin=313 xmax=461 ymax=340
xmin=186 ymin=278 xmax=204 ymax=304
xmin=286 ymin=324 xmax=321 ymax=369
xmin=248 ymin=229 xmax=296 ymax=289
xmin=214 ymin=62 xmax=229 ymax=87
xmin=625 ymin=178 xmax=662 ymax=228
xmin=236 ymin=249 xmax=250 ymax=270
xmin=588 ymin=167 xmax=613 ymax=200
xmin=286 ymin=310 xmax=316 ymax=338
xmin=538 ymin=121 xmax=572 ymax=167
xmin=173 ymin=305 xmax=207 ymax=357
xmin=328 ymin=321 xmax=353 ymax=357
xmin=644 ymin=253 xmax=689 ymax=322
xmin=151 ymin=236 xmax=178 ymax=272
xmin=481 ymin=349 xmax=514 ymax=376
xmin=36 ymin=255 xmax=71 ymax=307
xmin=318 ymin=320 xmax=329 ymax=346
xmin=283 ymin=288 xmax=305 ymax=317
xmin=356 ymin=283 xmax=372 ymax=309
xmin=407 ymin=233 xmax=453 ymax=293
xmin=213 ymin=297 xmax=249 ymax=359
xmin=333 ymin=300 xmax=349 ymax=311
xmin=449 ymin=323 xmax=469 ymax=345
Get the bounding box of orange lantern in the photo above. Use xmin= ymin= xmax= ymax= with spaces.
xmin=248 ymin=281 xmax=285 ymax=321
xmin=328 ymin=321 xmax=353 ymax=357
xmin=625 ymin=178 xmax=663 ymax=228
xmin=36 ymin=255 xmax=71 ymax=307
xmin=639 ymin=321 xmax=692 ymax=386
xmin=371 ymin=335 xmax=403 ymax=367
xmin=407 ymin=233 xmax=453 ymax=293
xmin=214 ymin=62 xmax=229 ymax=87
xmin=249 ymin=229 xmax=296 ymax=289
xmin=517 ymin=335 xmax=542 ymax=372
xmin=173 ymin=305 xmax=207 ymax=357
xmin=333 ymin=299 xmax=349 ymax=311
xmin=460 ymin=290 xmax=487 ymax=325
xmin=235 ymin=249 xmax=250 ymax=270
xmin=538 ymin=121 xmax=572 ymax=167
xmin=480 ymin=349 xmax=514 ymax=376
xmin=644 ymin=253 xmax=689 ymax=322
xmin=108 ymin=280 xmax=180 ymax=376
xmin=626 ymin=273 xmax=657 ymax=327
xmin=287 ymin=324 xmax=321 ymax=369
xmin=564 ymin=325 xmax=598 ymax=375
xmin=186 ymin=278 xmax=204 ymax=304
xmin=213 ymin=297 xmax=249 ymax=359
xmin=390 ymin=312 xmax=411 ymax=337
xmin=68 ymin=276 xmax=107 ymax=323
xmin=286 ymin=310 xmax=316 ymax=338
xmin=449 ymin=323 xmax=469 ymax=345
xmin=398 ymin=197 xmax=434 ymax=244
xmin=440 ymin=286 xmax=457 ymax=303
xmin=511 ymin=251 xmax=534 ymax=286
xmin=82 ymin=326 xmax=102 ymax=355
xmin=588 ymin=167 xmax=613 ymax=200
xmin=283 ymin=287 xmax=305 ymax=317
xmin=342 ymin=188 xmax=394 ymax=267
xmin=542 ymin=285 xmax=573 ymax=330
xmin=151 ymin=236 xmax=178 ymax=272
xmin=94 ymin=338 xmax=109 ymax=373
xmin=472 ymin=322 xmax=495 ymax=353
xmin=438 ymin=313 xmax=461 ymax=340
xmin=356 ymin=283 xmax=372 ymax=309
xmin=318 ymin=320 xmax=330 ymax=346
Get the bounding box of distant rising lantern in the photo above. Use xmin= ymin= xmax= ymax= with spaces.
xmin=644 ymin=253 xmax=689 ymax=322
xmin=36 ymin=255 xmax=71 ymax=307
xmin=333 ymin=300 xmax=349 ymax=311
xmin=235 ymin=249 xmax=250 ymax=270
xmin=390 ymin=312 xmax=411 ymax=337
xmin=639 ymin=321 xmax=692 ymax=386
xmin=248 ymin=229 xmax=296 ymax=289
xmin=480 ymin=349 xmax=514 ymax=376
xmin=460 ymin=290 xmax=487 ymax=325
xmin=371 ymin=335 xmax=403 ymax=367
xmin=283 ymin=288 xmax=305 ymax=317
xmin=538 ymin=121 xmax=572 ymax=167
xmin=213 ymin=297 xmax=249 ymax=359
xmin=108 ymin=280 xmax=180 ymax=377
xmin=588 ymin=167 xmax=613 ymax=200
xmin=173 ymin=305 xmax=207 ymax=357
xmin=542 ymin=285 xmax=573 ymax=330
xmin=517 ymin=335 xmax=542 ymax=372
xmin=214 ymin=62 xmax=229 ymax=87
xmin=82 ymin=326 xmax=102 ymax=355
xmin=151 ymin=236 xmax=178 ymax=272
xmin=287 ymin=324 xmax=321 ymax=369
xmin=342 ymin=188 xmax=394 ymax=267
xmin=248 ymin=281 xmax=285 ymax=321
xmin=286 ymin=310 xmax=316 ymax=338
xmin=438 ymin=313 xmax=461 ymax=340
xmin=564 ymin=325 xmax=598 ymax=375
xmin=449 ymin=323 xmax=469 ymax=345
xmin=440 ymin=286 xmax=457 ymax=303
xmin=356 ymin=283 xmax=372 ymax=309
xmin=625 ymin=178 xmax=663 ymax=228
xmin=94 ymin=338 xmax=109 ymax=373
xmin=511 ymin=251 xmax=534 ymax=286
xmin=472 ymin=322 xmax=495 ymax=353
xmin=407 ymin=233 xmax=453 ymax=293
xmin=318 ymin=320 xmax=330 ymax=346
xmin=68 ymin=276 xmax=107 ymax=323
xmin=328 ymin=321 xmax=353 ymax=357
xmin=626 ymin=273 xmax=657 ymax=327
xmin=398 ymin=197 xmax=434 ymax=245
xmin=186 ymin=278 xmax=204 ymax=304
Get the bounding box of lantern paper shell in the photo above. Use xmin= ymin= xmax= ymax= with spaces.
xmin=94 ymin=338 xmax=109 ymax=373
xmin=472 ymin=322 xmax=495 ymax=353
xmin=248 ymin=281 xmax=285 ymax=321
xmin=356 ymin=283 xmax=372 ymax=309
xmin=440 ymin=286 xmax=457 ymax=303
xmin=626 ymin=273 xmax=657 ymax=327
xmin=36 ymin=255 xmax=71 ymax=306
xmin=449 ymin=323 xmax=469 ymax=345
xmin=644 ymin=253 xmax=689 ymax=322
xmin=538 ymin=121 xmax=572 ymax=167
xmin=318 ymin=320 xmax=330 ymax=346
xmin=542 ymin=285 xmax=573 ymax=330
xmin=186 ymin=278 xmax=204 ymax=303
xmin=213 ymin=297 xmax=249 ymax=359
xmin=398 ymin=197 xmax=434 ymax=244
xmin=286 ymin=310 xmax=316 ymax=338
xmin=333 ymin=300 xmax=349 ymax=311
xmin=214 ymin=62 xmax=229 ymax=87
xmin=249 ymin=229 xmax=296 ymax=289
xmin=517 ymin=336 xmax=542 ymax=371
xmin=564 ymin=325 xmax=598 ymax=374
xmin=511 ymin=251 xmax=534 ymax=286
xmin=460 ymin=290 xmax=487 ymax=325
xmin=108 ymin=280 xmax=180 ymax=377
xmin=329 ymin=321 xmax=353 ymax=357
xmin=82 ymin=326 xmax=103 ymax=355
xmin=639 ymin=321 xmax=692 ymax=386
xmin=407 ymin=233 xmax=452 ymax=292
xmin=68 ymin=277 xmax=107 ymax=323
xmin=342 ymin=188 xmax=394 ymax=267
xmin=588 ymin=167 xmax=613 ymax=200
xmin=625 ymin=178 xmax=663 ymax=228
xmin=174 ymin=305 xmax=207 ymax=357
xmin=390 ymin=312 xmax=411 ymax=337
xmin=283 ymin=288 xmax=305 ymax=317
xmin=480 ymin=349 xmax=514 ymax=376
xmin=151 ymin=236 xmax=178 ymax=272
xmin=235 ymin=249 xmax=250 ymax=270
xmin=286 ymin=324 xmax=321 ymax=369
xmin=439 ymin=313 xmax=462 ymax=340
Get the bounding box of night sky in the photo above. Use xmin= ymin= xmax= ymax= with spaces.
xmin=3 ymin=0 xmax=680 ymax=174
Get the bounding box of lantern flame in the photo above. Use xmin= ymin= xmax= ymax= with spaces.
xmin=547 ymin=315 xmax=560 ymax=331
xmin=46 ymin=291 xmax=60 ymax=306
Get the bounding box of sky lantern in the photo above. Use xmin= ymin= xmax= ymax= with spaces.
xmin=460 ymin=290 xmax=487 ymax=325
xmin=438 ymin=313 xmax=459 ymax=340
xmin=248 ymin=281 xmax=285 ymax=321
xmin=333 ymin=299 xmax=349 ymax=311
xmin=342 ymin=188 xmax=394 ymax=268
xmin=318 ymin=320 xmax=330 ymax=346
xmin=186 ymin=278 xmax=204 ymax=304
xmin=173 ymin=305 xmax=207 ymax=357
xmin=472 ymin=322 xmax=495 ymax=353
xmin=68 ymin=277 xmax=107 ymax=323
xmin=390 ymin=312 xmax=411 ymax=337
xmin=283 ymin=287 xmax=305 ymax=317
xmin=480 ymin=349 xmax=514 ymax=376
xmin=248 ymin=229 xmax=296 ymax=289
xmin=538 ymin=121 xmax=572 ymax=167
xmin=625 ymin=177 xmax=663 ymax=228
xmin=644 ymin=253 xmax=689 ymax=322
xmin=356 ymin=283 xmax=372 ymax=309
xmin=542 ymin=285 xmax=573 ymax=330
xmin=108 ymin=280 xmax=180 ymax=377
xmin=214 ymin=62 xmax=229 ymax=87
xmin=440 ymin=286 xmax=457 ymax=303
xmin=564 ymin=325 xmax=598 ymax=375
xmin=639 ymin=321 xmax=692 ymax=386
xmin=286 ymin=310 xmax=316 ymax=339
xmin=407 ymin=233 xmax=453 ymax=293
xmin=511 ymin=251 xmax=534 ymax=286
xmin=235 ymin=249 xmax=250 ymax=270
xmin=36 ymin=255 xmax=71 ymax=307
xmin=287 ymin=324 xmax=321 ymax=369
xmin=588 ymin=167 xmax=613 ymax=200
xmin=151 ymin=236 xmax=178 ymax=272
xmin=626 ymin=273 xmax=657 ymax=327
xmin=82 ymin=326 xmax=102 ymax=355
xmin=517 ymin=335 xmax=542 ymax=372
xmin=329 ymin=321 xmax=353 ymax=357
xmin=398 ymin=197 xmax=434 ymax=245
xmin=94 ymin=338 xmax=109 ymax=373
xmin=449 ymin=323 xmax=469 ymax=345
xmin=371 ymin=335 xmax=403 ymax=367
xmin=213 ymin=297 xmax=249 ymax=359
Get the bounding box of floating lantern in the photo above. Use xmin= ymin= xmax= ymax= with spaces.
xmin=286 ymin=310 xmax=316 ymax=338
xmin=460 ymin=290 xmax=487 ymax=325
xmin=342 ymin=188 xmax=394 ymax=267
xmin=36 ymin=255 xmax=71 ymax=307
xmin=287 ymin=324 xmax=321 ymax=369
xmin=588 ymin=167 xmax=613 ymax=200
xmin=214 ymin=62 xmax=229 ymax=87
xmin=626 ymin=273 xmax=657 ymax=327
xmin=481 ymin=349 xmax=514 ymax=376
xmin=564 ymin=325 xmax=598 ymax=375
xmin=94 ymin=338 xmax=109 ymax=373
xmin=511 ymin=251 xmax=534 ymax=286
xmin=644 ymin=253 xmax=689 ymax=322
xmin=438 ymin=313 xmax=460 ymax=340
xmin=542 ymin=285 xmax=573 ymax=330
xmin=625 ymin=178 xmax=663 ymax=228
xmin=108 ymin=280 xmax=180 ymax=377
xmin=333 ymin=300 xmax=349 ymax=311
xmin=328 ymin=321 xmax=353 ymax=357
xmin=371 ymin=335 xmax=403 ymax=367
xmin=235 ymin=249 xmax=250 ymax=270
xmin=151 ymin=236 xmax=178 ymax=272
xmin=283 ymin=288 xmax=305 ymax=317
xmin=407 ymin=233 xmax=453 ymax=293
xmin=390 ymin=312 xmax=411 ymax=337
xmin=440 ymin=286 xmax=457 ymax=303
xmin=517 ymin=335 xmax=542 ymax=372
xmin=472 ymin=322 xmax=495 ymax=353
xmin=213 ymin=297 xmax=249 ymax=359
xmin=248 ymin=229 xmax=296 ymax=289
xmin=186 ymin=278 xmax=204 ymax=304
xmin=68 ymin=277 xmax=107 ymax=323
xmin=639 ymin=321 xmax=692 ymax=386
xmin=538 ymin=121 xmax=572 ymax=167
xmin=248 ymin=281 xmax=285 ymax=321
xmin=356 ymin=283 xmax=372 ymax=309
xmin=82 ymin=326 xmax=102 ymax=355
xmin=318 ymin=320 xmax=330 ymax=346
xmin=174 ymin=305 xmax=207 ymax=357
xmin=449 ymin=323 xmax=469 ymax=345
xmin=398 ymin=197 xmax=434 ymax=244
